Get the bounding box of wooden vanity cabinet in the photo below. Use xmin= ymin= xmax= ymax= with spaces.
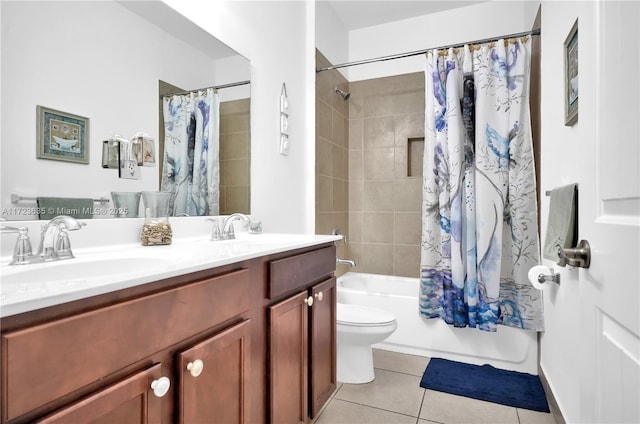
xmin=1 ymin=266 xmax=253 ymax=424
xmin=1 ymin=242 xmax=337 ymax=424
xmin=268 ymin=245 xmax=337 ymax=423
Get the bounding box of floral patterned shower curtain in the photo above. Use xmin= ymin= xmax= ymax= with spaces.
xmin=420 ymin=38 xmax=543 ymax=332
xmin=161 ymin=88 xmax=220 ymax=216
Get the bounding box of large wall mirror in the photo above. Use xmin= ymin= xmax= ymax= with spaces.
xmin=0 ymin=0 xmax=250 ymax=221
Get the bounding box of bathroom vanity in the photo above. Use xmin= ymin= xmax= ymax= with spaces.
xmin=0 ymin=233 xmax=338 ymax=424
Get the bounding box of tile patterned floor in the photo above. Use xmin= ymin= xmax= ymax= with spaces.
xmin=315 ymin=349 xmax=557 ymax=424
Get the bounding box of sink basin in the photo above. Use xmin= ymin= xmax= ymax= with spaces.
xmin=198 ymin=233 xmax=320 ymax=252
xmin=191 ymin=233 xmax=317 ymax=246
xmin=231 ymin=233 xmax=311 ymax=244
xmin=1 ymin=256 xmax=172 ymax=286
xmin=0 ymin=253 xmax=181 ymax=317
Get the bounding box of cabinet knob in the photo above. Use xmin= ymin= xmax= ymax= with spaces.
xmin=150 ymin=376 xmax=171 ymax=397
xmin=314 ymin=291 xmax=324 ymax=301
xmin=303 ymin=295 xmax=314 ymax=307
xmin=187 ymin=359 xmax=204 ymax=377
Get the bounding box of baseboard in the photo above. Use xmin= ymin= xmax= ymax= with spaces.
xmin=538 ymin=364 xmax=566 ymax=424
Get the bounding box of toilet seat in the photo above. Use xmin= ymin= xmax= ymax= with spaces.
xmin=337 ymin=303 xmax=396 ymax=326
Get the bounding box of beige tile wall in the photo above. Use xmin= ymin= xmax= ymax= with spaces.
xmin=315 ymin=51 xmax=425 ymax=278
xmin=316 ymin=51 xmax=349 ymax=275
xmin=220 ymin=98 xmax=250 ymax=214
xmin=348 ymin=72 xmax=425 ymax=278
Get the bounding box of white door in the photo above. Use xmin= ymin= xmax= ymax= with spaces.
xmin=580 ymin=1 xmax=640 ymax=423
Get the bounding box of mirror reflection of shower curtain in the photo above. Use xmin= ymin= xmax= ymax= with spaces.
xmin=420 ymin=38 xmax=543 ymax=332
xmin=161 ymin=88 xmax=220 ymax=216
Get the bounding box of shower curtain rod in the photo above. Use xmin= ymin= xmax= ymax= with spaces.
xmin=316 ymin=28 xmax=541 ymax=73
xmin=161 ymin=80 xmax=250 ymax=98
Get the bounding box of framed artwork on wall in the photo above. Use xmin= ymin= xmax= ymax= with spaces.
xmin=564 ymin=19 xmax=578 ymax=126
xmin=36 ymin=105 xmax=90 ymax=164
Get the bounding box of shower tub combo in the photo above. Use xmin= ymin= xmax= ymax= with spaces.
xmin=337 ymin=272 xmax=538 ymax=374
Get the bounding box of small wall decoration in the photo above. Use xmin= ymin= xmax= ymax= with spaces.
xmin=102 ymin=137 xmax=120 ymax=168
xmin=131 ymin=131 xmax=156 ymax=166
xmin=37 ymin=106 xmax=90 ymax=164
xmin=279 ymin=83 xmax=290 ymax=155
xmin=564 ymin=19 xmax=578 ymax=126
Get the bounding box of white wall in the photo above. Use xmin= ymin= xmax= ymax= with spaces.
xmin=348 ymin=1 xmax=540 ymax=81
xmin=163 ymin=0 xmax=316 ymax=234
xmin=315 ymin=0 xmax=350 ymax=80
xmin=0 ymin=1 xmax=246 ymax=219
xmin=539 ymin=2 xmax=594 ymax=422
xmin=214 ymin=55 xmax=251 ymax=102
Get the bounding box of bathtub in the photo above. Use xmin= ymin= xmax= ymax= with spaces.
xmin=337 ymin=272 xmax=538 ymax=374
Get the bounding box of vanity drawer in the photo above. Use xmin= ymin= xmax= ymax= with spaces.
xmin=268 ymin=245 xmax=335 ymax=299
xmin=1 ymin=268 xmax=249 ymax=422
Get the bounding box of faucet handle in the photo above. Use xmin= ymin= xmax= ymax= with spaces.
xmin=10 ymin=227 xmax=33 ymax=265
xmin=249 ymin=220 xmax=262 ymax=234
xmin=55 ymin=228 xmax=75 ymax=260
xmin=332 ymin=228 xmax=346 ymax=245
xmin=207 ymin=218 xmax=223 ymax=241
xmin=223 ymin=222 xmax=235 ymax=240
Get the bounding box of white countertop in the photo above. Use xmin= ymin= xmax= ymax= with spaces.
xmin=0 ymin=227 xmax=340 ymax=318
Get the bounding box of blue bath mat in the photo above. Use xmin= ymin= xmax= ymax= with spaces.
xmin=419 ymin=358 xmax=550 ymax=412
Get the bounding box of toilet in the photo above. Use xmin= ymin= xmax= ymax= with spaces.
xmin=336 ymin=303 xmax=398 ymax=384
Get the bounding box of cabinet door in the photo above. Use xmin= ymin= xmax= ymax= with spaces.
xmin=36 ymin=363 xmax=163 ymax=424
xmin=269 ymin=291 xmax=309 ymax=424
xmin=309 ymin=277 xmax=337 ymax=418
xmin=177 ymin=320 xmax=251 ymax=424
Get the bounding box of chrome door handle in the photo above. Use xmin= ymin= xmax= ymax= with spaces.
xmin=559 ymin=239 xmax=591 ymax=268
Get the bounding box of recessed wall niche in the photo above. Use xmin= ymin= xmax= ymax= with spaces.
xmin=407 ymin=137 xmax=424 ymax=177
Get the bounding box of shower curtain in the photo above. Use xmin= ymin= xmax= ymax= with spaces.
xmin=161 ymin=88 xmax=220 ymax=216
xmin=420 ymin=38 xmax=543 ymax=332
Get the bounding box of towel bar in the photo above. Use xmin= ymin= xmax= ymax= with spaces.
xmin=11 ymin=194 xmax=110 ymax=205
xmin=545 ymin=185 xmax=578 ymax=197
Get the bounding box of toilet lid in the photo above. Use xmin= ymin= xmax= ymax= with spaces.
xmin=337 ymin=303 xmax=396 ymax=326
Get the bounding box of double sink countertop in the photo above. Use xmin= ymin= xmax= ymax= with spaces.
xmin=0 ymin=218 xmax=340 ymax=318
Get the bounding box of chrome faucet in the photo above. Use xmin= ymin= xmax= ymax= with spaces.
xmin=332 ymin=228 xmax=356 ymax=267
xmin=336 ymin=258 xmax=356 ymax=267
xmin=207 ymin=213 xmax=262 ymax=241
xmin=36 ymin=215 xmax=85 ymax=262
xmin=206 ymin=212 xmax=262 ymax=241
xmin=220 ymin=213 xmax=260 ymax=240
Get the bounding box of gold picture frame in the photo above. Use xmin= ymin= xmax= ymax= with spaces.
xmin=36 ymin=105 xmax=90 ymax=164
xmin=564 ymin=19 xmax=578 ymax=126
